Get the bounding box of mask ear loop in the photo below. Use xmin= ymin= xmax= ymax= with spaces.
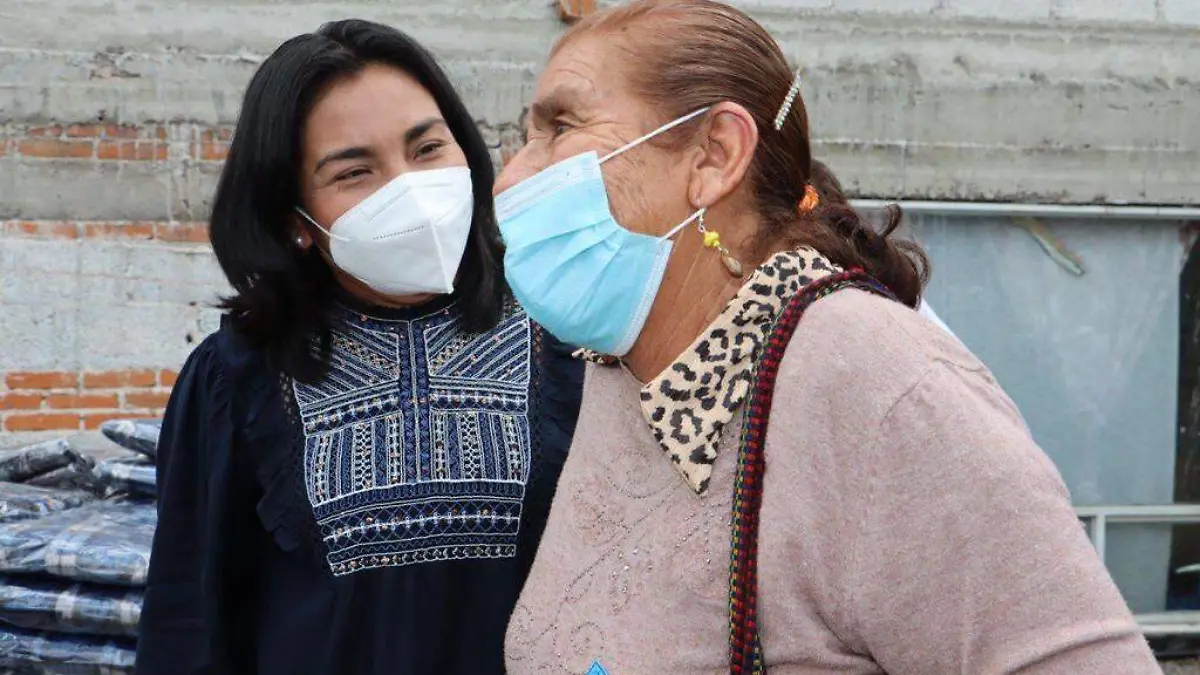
xmin=291 ymin=205 xmax=381 ymax=289
xmin=659 ymin=207 xmax=705 ymax=242
xmin=658 ymin=207 xmax=743 ymax=278
xmin=599 ymin=106 xmax=713 ymax=164
xmin=294 ymin=207 xmax=349 ymax=242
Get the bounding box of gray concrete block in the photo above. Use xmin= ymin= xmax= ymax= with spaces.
xmin=74 ymin=301 xmax=211 ymax=370
xmin=809 ymin=140 xmax=909 ymax=198
xmin=1 ymin=268 xmax=97 ymax=307
xmin=0 ymin=48 xmax=540 ymax=127
xmin=0 ymin=160 xmax=171 ymax=221
xmin=166 ymin=162 xmax=223 ymax=222
xmin=1051 ymin=0 xmax=1158 ymax=22
xmin=833 ymin=0 xmax=942 ymax=14
xmin=1163 ymin=0 xmax=1200 ymax=24
xmin=0 ymin=237 xmax=82 ymax=277
xmin=1 ymin=0 xmax=1197 ymax=210
xmin=78 ymin=242 xmax=225 ymax=306
xmin=0 ymin=234 xmax=226 ymax=371
xmin=950 ymin=0 xmax=1051 ymax=21
xmin=0 ymin=0 xmax=564 ymax=54
xmin=0 ymin=49 xmax=254 ymax=125
xmin=729 ymin=0 xmax=836 ymax=9
xmin=0 ymin=302 xmax=76 ymax=372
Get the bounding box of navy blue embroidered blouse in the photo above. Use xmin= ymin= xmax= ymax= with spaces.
xmin=134 ymin=296 xmax=583 ymax=675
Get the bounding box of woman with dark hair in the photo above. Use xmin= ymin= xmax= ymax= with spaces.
xmin=135 ymin=19 xmax=582 ymax=675
xmin=494 ymin=1 xmax=1157 ymax=673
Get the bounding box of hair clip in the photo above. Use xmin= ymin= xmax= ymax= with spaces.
xmin=799 ymin=184 xmax=820 ymax=212
xmin=773 ymin=68 xmax=803 ymax=131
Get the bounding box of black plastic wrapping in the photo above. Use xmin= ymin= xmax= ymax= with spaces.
xmin=0 ymin=442 xmax=88 ymax=484
xmin=98 ymin=421 xmax=161 ymax=459
xmin=0 ymin=627 xmax=133 ymax=674
xmin=90 ymin=460 xmax=155 ymax=500
xmin=0 ymin=485 xmax=93 ymax=524
xmin=0 ymin=501 xmax=156 ymax=587
xmin=0 ymin=576 xmax=140 ymax=639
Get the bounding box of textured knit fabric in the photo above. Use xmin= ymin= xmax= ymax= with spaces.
xmin=507 ymin=288 xmax=1160 ymax=675
xmin=136 ymin=295 xmax=584 ymax=675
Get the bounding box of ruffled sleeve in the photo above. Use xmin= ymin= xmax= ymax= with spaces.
xmin=135 ymin=332 xmax=259 ymax=675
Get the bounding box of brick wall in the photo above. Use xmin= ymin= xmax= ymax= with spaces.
xmin=0 ymin=118 xmax=523 ymax=435
xmin=0 ymin=369 xmax=176 ymax=432
xmin=2 ymin=0 xmax=1197 ymax=440
xmin=2 ymin=121 xmax=230 ymax=177
xmin=0 ymin=119 xmax=232 ymax=434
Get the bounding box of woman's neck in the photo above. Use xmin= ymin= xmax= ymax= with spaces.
xmin=622 ymin=213 xmax=758 ymax=383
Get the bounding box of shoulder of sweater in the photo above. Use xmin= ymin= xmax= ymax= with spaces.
xmin=774 ymin=288 xmax=990 ymax=421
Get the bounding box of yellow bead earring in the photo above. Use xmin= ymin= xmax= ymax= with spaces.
xmin=695 ymin=209 xmax=744 ymax=278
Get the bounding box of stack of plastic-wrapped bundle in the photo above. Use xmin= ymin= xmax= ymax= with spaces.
xmin=0 ymin=419 xmax=161 ymax=675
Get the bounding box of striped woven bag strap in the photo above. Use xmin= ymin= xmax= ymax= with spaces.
xmin=728 ymin=269 xmax=897 ymax=675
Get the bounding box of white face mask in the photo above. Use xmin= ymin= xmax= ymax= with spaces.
xmin=296 ymin=166 xmax=475 ymax=296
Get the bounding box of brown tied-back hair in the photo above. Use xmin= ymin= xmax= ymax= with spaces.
xmin=555 ymin=0 xmax=929 ymax=306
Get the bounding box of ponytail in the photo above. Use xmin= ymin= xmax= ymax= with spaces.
xmin=803 ymin=160 xmax=929 ymax=308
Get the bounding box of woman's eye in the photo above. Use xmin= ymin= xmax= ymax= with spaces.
xmin=335 ymin=168 xmax=368 ymax=182
xmin=551 ymin=121 xmax=572 ymax=137
xmin=416 ymin=141 xmax=445 ymax=157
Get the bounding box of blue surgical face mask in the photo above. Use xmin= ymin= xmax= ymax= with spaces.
xmin=495 ymin=107 xmax=710 ymax=356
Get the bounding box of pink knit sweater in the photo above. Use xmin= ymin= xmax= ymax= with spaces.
xmin=506 ymin=289 xmax=1160 ymax=675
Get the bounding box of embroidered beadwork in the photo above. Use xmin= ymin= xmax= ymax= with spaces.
xmin=293 ymin=302 xmax=534 ymax=576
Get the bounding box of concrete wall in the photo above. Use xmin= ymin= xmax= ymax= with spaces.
xmin=0 ymin=0 xmax=1197 ymax=433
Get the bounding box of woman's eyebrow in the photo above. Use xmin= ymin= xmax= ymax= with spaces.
xmin=403 ymin=117 xmax=447 ymax=144
xmin=314 ymin=146 xmax=373 ymax=173
xmin=313 ymin=118 xmax=447 ymax=173
xmin=529 ymin=85 xmax=588 ymax=127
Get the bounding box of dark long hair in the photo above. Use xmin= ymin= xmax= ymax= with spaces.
xmin=209 ymin=19 xmax=506 ymax=383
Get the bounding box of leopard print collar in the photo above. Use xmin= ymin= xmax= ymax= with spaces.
xmin=577 ymin=248 xmax=841 ymax=493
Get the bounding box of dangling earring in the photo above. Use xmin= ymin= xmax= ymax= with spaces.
xmin=695 ymin=209 xmax=743 ymax=278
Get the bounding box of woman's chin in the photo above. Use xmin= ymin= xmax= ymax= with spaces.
xmin=333 ymin=272 xmax=442 ymax=309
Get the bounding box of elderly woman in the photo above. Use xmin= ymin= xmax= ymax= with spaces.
xmin=492 ymin=1 xmax=1159 ymax=674
xmin=135 ymin=20 xmax=582 ymax=675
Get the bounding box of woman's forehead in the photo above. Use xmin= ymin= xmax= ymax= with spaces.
xmin=304 ymin=64 xmax=444 ymax=160
xmin=309 ymin=64 xmax=439 ymax=129
xmin=533 ymin=39 xmax=616 ymax=113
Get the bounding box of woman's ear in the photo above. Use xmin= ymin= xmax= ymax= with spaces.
xmin=687 ymin=101 xmax=758 ymax=209
xmin=291 ymin=213 xmax=314 ymax=251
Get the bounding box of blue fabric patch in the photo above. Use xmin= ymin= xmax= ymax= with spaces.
xmin=587 ymin=661 xmax=609 ymax=675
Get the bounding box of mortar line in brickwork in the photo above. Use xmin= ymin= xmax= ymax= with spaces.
xmin=0 ymin=220 xmax=211 ymax=245
xmin=2 ymin=122 xmax=234 ymax=162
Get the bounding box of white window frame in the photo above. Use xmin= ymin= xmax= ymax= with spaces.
xmin=1076 ymin=505 xmax=1200 ymax=637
